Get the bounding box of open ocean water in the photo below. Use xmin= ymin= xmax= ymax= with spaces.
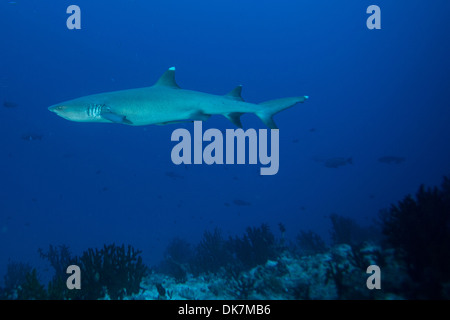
xmin=1 ymin=0 xmax=449 ymax=301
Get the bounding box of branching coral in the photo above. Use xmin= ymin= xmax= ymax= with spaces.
xmin=229 ymin=224 xmax=277 ymax=270
xmin=157 ymin=238 xmax=192 ymax=283
xmin=38 ymin=244 xmax=74 ymax=278
xmin=296 ymin=230 xmax=328 ymax=256
xmin=381 ymin=177 xmax=450 ymax=299
xmin=17 ymin=269 xmax=47 ymax=300
xmin=193 ymin=228 xmax=231 ymax=275
xmin=2 ymin=261 xmax=33 ymax=298
xmin=76 ymin=244 xmax=148 ymax=300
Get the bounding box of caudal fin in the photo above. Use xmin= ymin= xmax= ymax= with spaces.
xmin=256 ymin=96 xmax=308 ymax=129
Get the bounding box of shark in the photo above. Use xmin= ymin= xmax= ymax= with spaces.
xmin=48 ymin=67 xmax=308 ymax=129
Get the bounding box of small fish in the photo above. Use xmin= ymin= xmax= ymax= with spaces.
xmin=3 ymin=101 xmax=18 ymax=108
xmin=378 ymin=156 xmax=405 ymax=164
xmin=165 ymin=171 xmax=184 ymax=180
xmin=233 ymin=199 xmax=251 ymax=206
xmin=324 ymin=157 xmax=353 ymax=168
xmin=21 ymin=133 xmax=43 ymax=141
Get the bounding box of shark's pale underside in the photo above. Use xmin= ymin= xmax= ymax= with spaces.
xmin=48 ymin=67 xmax=308 ymax=129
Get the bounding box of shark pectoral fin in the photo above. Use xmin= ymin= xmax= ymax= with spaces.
xmin=101 ymin=112 xmax=133 ymax=125
xmin=224 ymin=85 xmax=244 ymax=101
xmin=225 ymin=112 xmax=244 ymax=128
xmin=190 ymin=111 xmax=211 ymax=121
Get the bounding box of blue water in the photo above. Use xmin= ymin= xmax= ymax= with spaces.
xmin=1 ymin=0 xmax=449 ymax=289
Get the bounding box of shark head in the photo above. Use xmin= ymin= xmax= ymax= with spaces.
xmin=48 ymin=98 xmax=97 ymax=122
xmin=48 ymin=105 xmax=84 ymax=122
xmin=48 ymin=97 xmax=133 ymax=125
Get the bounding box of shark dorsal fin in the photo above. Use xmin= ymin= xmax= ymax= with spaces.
xmin=225 ymin=85 xmax=244 ymax=101
xmin=155 ymin=67 xmax=180 ymax=88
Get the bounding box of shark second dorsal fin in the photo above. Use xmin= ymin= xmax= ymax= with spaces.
xmin=154 ymin=67 xmax=180 ymax=88
xmin=225 ymin=85 xmax=244 ymax=101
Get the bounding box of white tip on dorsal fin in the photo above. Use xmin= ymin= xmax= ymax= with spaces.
xmin=225 ymin=85 xmax=244 ymax=101
xmin=154 ymin=67 xmax=180 ymax=88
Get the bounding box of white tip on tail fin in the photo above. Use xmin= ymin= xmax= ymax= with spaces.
xmin=256 ymin=96 xmax=308 ymax=129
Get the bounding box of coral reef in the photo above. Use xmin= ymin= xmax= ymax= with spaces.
xmin=296 ymin=230 xmax=328 ymax=256
xmin=3 ymin=177 xmax=450 ymax=300
xmin=75 ymin=244 xmax=148 ymax=300
xmin=38 ymin=244 xmax=74 ymax=278
xmin=156 ymin=238 xmax=193 ymax=283
xmin=1 ymin=243 xmax=147 ymax=300
xmin=1 ymin=261 xmax=33 ymax=299
xmin=380 ymin=176 xmax=450 ymax=299
xmin=192 ymin=228 xmax=232 ymax=275
xmin=17 ymin=269 xmax=47 ymax=300
xmin=229 ymin=224 xmax=277 ymax=270
xmin=139 ymin=243 xmax=400 ymax=300
xmin=329 ymin=213 xmax=380 ymax=246
xmin=189 ymin=224 xmax=279 ymax=277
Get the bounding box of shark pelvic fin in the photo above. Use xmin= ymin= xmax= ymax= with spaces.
xmin=154 ymin=67 xmax=180 ymax=89
xmin=190 ymin=111 xmax=211 ymax=121
xmin=101 ymin=112 xmax=133 ymax=125
xmin=225 ymin=112 xmax=244 ymax=128
xmin=224 ymin=85 xmax=244 ymax=101
xmin=156 ymin=120 xmax=194 ymax=126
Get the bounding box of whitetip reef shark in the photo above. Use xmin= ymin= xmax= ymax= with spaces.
xmin=48 ymin=67 xmax=308 ymax=129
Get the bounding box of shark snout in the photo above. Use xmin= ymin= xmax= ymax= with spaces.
xmin=48 ymin=105 xmax=66 ymax=113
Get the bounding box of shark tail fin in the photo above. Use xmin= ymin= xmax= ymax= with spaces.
xmin=256 ymin=96 xmax=308 ymax=129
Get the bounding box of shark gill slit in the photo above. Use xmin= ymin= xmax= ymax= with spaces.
xmin=87 ymin=104 xmax=106 ymax=118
